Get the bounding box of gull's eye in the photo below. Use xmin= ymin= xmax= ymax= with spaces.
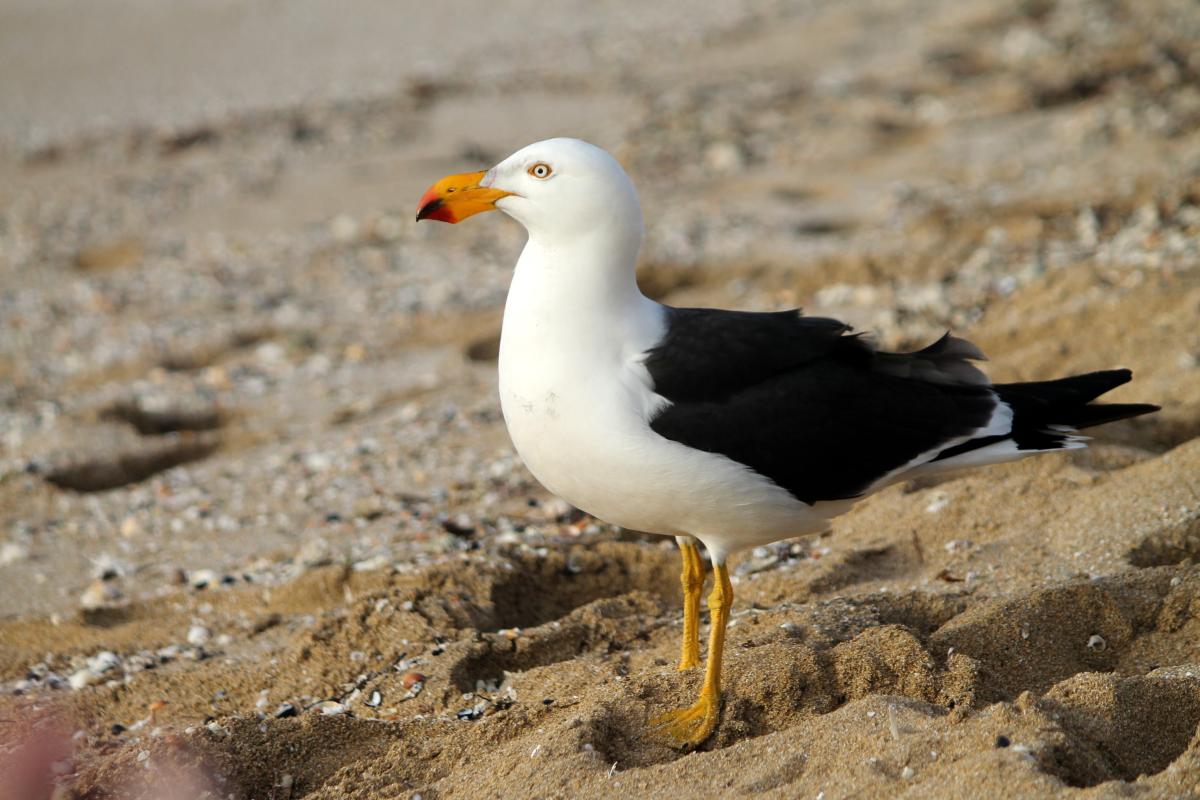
xmin=527 ymin=162 xmax=553 ymax=179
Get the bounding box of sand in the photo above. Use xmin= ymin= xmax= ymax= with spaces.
xmin=3 ymin=0 xmax=1200 ymax=797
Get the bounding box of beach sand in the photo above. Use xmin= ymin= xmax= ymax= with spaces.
xmin=2 ymin=0 xmax=1200 ymax=797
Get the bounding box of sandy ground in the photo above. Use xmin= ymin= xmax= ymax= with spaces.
xmin=3 ymin=0 xmax=1200 ymax=797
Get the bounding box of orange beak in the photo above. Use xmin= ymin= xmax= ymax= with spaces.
xmin=415 ymin=170 xmax=513 ymax=223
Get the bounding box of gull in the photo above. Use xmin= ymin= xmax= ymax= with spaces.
xmin=415 ymin=137 xmax=1158 ymax=748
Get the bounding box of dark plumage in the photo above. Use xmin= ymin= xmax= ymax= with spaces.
xmin=643 ymin=307 xmax=1158 ymax=505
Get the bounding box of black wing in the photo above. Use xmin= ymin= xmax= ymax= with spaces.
xmin=642 ymin=307 xmax=998 ymax=504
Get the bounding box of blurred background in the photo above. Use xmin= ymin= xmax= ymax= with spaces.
xmin=2 ymin=1 xmax=1200 ymax=796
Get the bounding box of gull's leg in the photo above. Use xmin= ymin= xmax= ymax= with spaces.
xmin=652 ymin=558 xmax=732 ymax=749
xmin=676 ymin=537 xmax=705 ymax=671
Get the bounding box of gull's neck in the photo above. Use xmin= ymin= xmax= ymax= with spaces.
xmin=518 ymin=224 xmax=643 ymax=309
xmin=501 ymin=222 xmax=662 ymax=368
xmin=508 ymin=221 xmax=656 ymax=325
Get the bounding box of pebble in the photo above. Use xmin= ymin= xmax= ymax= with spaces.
xmin=187 ymin=625 xmax=211 ymax=646
xmin=316 ymin=701 xmax=348 ymax=716
xmin=535 ymin=497 xmax=572 ymax=521
xmin=297 ymin=538 xmax=333 ymax=567
xmin=440 ymin=513 xmax=475 ymax=537
xmin=1086 ymin=634 xmax=1107 ymax=651
xmin=924 ymin=493 xmax=950 ymax=514
xmin=87 ymin=651 xmax=121 ymax=674
xmin=91 ymin=554 xmax=127 ymax=581
xmin=0 ymin=542 xmax=29 ymax=565
xmin=739 ymin=549 xmax=780 ymax=575
xmin=353 ymin=554 xmax=391 ymax=572
xmin=366 ymin=690 xmax=383 ymax=707
xmin=353 ymin=495 xmax=385 ymax=520
xmin=401 ymin=671 xmax=425 ymax=700
xmin=303 ymin=452 xmax=333 ymax=473
xmin=705 ymin=141 xmax=746 ymax=173
xmin=68 ymin=668 xmax=98 ymax=690
xmin=329 ymin=214 xmax=359 ymax=243
xmin=80 ymin=579 xmax=124 ymax=609
xmin=456 ymin=703 xmax=486 ymax=720
xmin=189 ymin=569 xmax=219 ymax=590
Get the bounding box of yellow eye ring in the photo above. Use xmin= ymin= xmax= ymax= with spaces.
xmin=527 ymin=163 xmax=553 ymax=179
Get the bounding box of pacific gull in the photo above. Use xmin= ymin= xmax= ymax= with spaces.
xmin=416 ymin=137 xmax=1158 ymax=748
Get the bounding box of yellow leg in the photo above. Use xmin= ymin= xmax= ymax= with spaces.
xmin=677 ymin=539 xmax=705 ymax=671
xmin=652 ymin=560 xmax=732 ymax=749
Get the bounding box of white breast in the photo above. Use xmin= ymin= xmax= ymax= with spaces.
xmin=496 ymin=246 xmax=839 ymax=561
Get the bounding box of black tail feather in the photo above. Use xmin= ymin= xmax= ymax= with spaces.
xmin=996 ymin=368 xmax=1157 ymax=425
xmin=996 ymin=368 xmax=1130 ymax=408
xmin=934 ymin=369 xmax=1158 ymax=462
xmin=996 ymin=369 xmax=1158 ymax=449
xmin=1066 ymin=402 xmax=1162 ymax=430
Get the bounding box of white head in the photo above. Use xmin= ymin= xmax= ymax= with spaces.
xmin=416 ymin=138 xmax=643 ymax=244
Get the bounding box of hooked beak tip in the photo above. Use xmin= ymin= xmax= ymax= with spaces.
xmin=415 ymin=198 xmax=445 ymax=222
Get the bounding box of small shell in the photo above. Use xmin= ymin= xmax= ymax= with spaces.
xmin=400 ymin=671 xmax=425 ymax=700
xmin=316 ymin=701 xmax=348 ymax=716
xmin=68 ymin=669 xmax=97 ymax=690
xmin=87 ymin=651 xmax=121 ymax=674
xmin=189 ymin=569 xmax=218 ymax=590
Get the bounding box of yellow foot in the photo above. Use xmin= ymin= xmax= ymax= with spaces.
xmin=676 ymin=655 xmax=700 ymax=671
xmin=651 ymin=693 xmax=721 ymax=749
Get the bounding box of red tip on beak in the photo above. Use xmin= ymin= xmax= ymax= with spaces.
xmin=415 ymin=170 xmax=512 ymax=224
xmin=416 ymin=187 xmax=456 ymax=223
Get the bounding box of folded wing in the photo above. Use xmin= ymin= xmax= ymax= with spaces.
xmin=642 ymin=307 xmax=1156 ymax=505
